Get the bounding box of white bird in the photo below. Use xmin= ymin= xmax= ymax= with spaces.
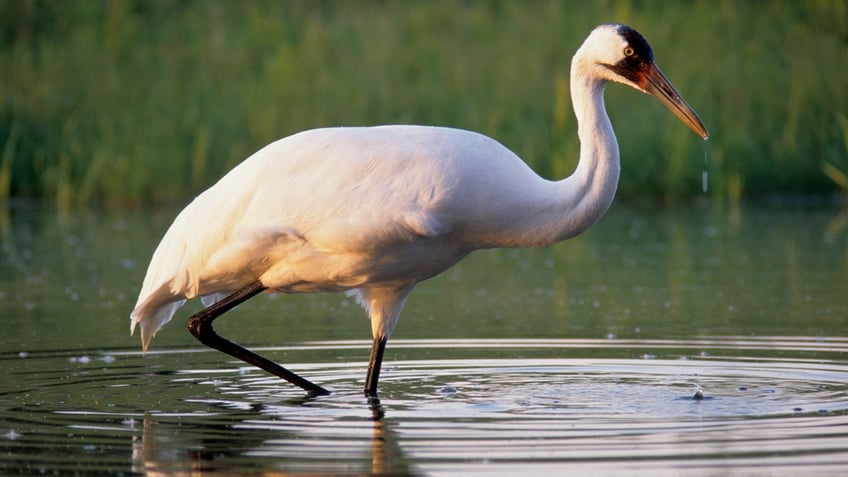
xmin=130 ymin=23 xmax=708 ymax=398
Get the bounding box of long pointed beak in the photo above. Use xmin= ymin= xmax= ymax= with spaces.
xmin=643 ymin=63 xmax=709 ymax=140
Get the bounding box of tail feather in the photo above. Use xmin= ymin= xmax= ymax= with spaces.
xmin=130 ymin=298 xmax=186 ymax=353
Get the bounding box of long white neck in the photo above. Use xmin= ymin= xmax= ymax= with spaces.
xmin=555 ymin=69 xmax=621 ymax=240
xmin=478 ymin=71 xmax=620 ymax=250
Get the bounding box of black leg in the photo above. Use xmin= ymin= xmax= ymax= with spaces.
xmin=364 ymin=336 xmax=388 ymax=398
xmin=187 ymin=281 xmax=330 ymax=396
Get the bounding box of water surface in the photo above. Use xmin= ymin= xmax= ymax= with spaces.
xmin=1 ymin=203 xmax=846 ymax=475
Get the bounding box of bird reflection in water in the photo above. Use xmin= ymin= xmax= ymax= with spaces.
xmin=131 ymin=398 xmax=414 ymax=476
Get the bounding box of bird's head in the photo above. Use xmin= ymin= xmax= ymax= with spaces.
xmin=574 ymin=23 xmax=709 ymax=140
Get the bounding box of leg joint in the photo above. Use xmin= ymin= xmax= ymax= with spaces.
xmin=187 ymin=312 xmax=215 ymax=344
xmin=187 ymin=315 xmax=203 ymax=339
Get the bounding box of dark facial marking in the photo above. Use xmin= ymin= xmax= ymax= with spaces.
xmin=617 ymin=24 xmax=653 ymax=64
xmin=602 ymin=24 xmax=655 ymax=85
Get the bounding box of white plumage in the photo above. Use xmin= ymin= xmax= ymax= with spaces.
xmin=131 ymin=24 xmax=708 ymax=397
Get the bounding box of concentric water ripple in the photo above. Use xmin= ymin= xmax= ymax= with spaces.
xmin=2 ymin=337 xmax=847 ymax=475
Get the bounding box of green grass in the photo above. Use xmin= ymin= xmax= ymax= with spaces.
xmin=1 ymin=0 xmax=846 ymax=209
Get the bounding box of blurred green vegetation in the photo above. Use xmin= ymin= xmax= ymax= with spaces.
xmin=1 ymin=0 xmax=846 ymax=209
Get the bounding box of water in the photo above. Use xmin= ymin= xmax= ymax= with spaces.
xmin=1 ymin=202 xmax=847 ymax=475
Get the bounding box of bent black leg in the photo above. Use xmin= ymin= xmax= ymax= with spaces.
xmin=364 ymin=335 xmax=388 ymax=398
xmin=187 ymin=280 xmax=330 ymax=396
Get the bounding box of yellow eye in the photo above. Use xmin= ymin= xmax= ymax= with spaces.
xmin=624 ymin=47 xmax=635 ymax=57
